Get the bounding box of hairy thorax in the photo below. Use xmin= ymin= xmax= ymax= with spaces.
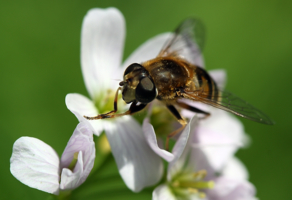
xmin=142 ymin=57 xmax=197 ymax=101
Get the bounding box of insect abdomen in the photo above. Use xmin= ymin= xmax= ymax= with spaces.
xmin=195 ymin=67 xmax=219 ymax=101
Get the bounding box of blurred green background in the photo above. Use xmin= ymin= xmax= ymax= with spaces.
xmin=1 ymin=0 xmax=291 ymax=199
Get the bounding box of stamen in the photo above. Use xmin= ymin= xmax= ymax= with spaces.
xmin=170 ymin=169 xmax=215 ymax=199
xmin=179 ymin=180 xmax=214 ymax=189
xmin=68 ymin=152 xmax=79 ymax=171
xmin=172 ymin=180 xmax=180 ymax=187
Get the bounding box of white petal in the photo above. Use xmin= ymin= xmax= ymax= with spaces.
xmin=193 ymin=109 xmax=246 ymax=171
xmin=142 ymin=118 xmax=174 ymax=162
xmin=65 ymin=93 xmax=104 ymax=136
xmin=167 ymin=117 xmax=200 ymax=180
xmin=122 ymin=33 xmax=171 ymax=69
xmin=207 ymin=177 xmax=256 ymax=200
xmin=170 ymin=116 xmax=198 ymax=164
xmin=153 ymin=184 xmax=176 ymax=200
xmin=81 ymin=8 xmax=125 ymax=99
xmin=221 ymin=157 xmax=249 ymax=180
xmin=209 ymin=69 xmax=227 ymax=90
xmin=10 ymin=137 xmax=60 ymax=195
xmin=104 ymin=116 xmax=163 ymax=192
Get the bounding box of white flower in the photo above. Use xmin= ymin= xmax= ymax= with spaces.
xmin=65 ymin=7 xmax=175 ymax=192
xmin=10 ymin=121 xmax=95 ymax=195
xmin=152 ymin=108 xmax=257 ymax=200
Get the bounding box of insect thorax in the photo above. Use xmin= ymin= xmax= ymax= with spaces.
xmin=143 ymin=57 xmax=193 ymax=100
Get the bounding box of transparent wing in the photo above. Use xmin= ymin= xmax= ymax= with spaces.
xmin=157 ymin=18 xmax=205 ymax=67
xmin=183 ymin=89 xmax=274 ymax=125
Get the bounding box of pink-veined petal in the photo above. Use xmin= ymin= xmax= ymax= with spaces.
xmin=65 ymin=93 xmax=104 ymax=136
xmin=221 ymin=157 xmax=249 ymax=181
xmin=209 ymin=69 xmax=227 ymax=90
xmin=10 ymin=137 xmax=60 ymax=195
xmin=81 ymin=8 xmax=125 ymax=99
xmin=142 ymin=118 xmax=174 ymax=162
xmin=60 ymin=151 xmax=83 ymax=190
xmin=153 ymin=184 xmax=176 ymax=200
xmin=60 ymin=121 xmax=95 ymax=172
xmin=122 ymin=33 xmax=171 ymax=69
xmin=207 ymin=177 xmax=256 ymax=200
xmin=192 ymin=109 xmax=246 ymax=172
xmin=60 ymin=122 xmax=95 ymax=190
xmin=104 ymin=116 xmax=163 ymax=192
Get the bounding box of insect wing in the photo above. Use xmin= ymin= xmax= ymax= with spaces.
xmin=184 ymin=90 xmax=274 ymax=125
xmin=157 ymin=18 xmax=205 ymax=67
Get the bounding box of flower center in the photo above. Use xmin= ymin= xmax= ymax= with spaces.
xmin=170 ymin=170 xmax=214 ymax=199
xmin=95 ymin=89 xmax=125 ymax=114
xmin=149 ymin=102 xmax=178 ymax=137
xmin=98 ymin=134 xmax=111 ymax=154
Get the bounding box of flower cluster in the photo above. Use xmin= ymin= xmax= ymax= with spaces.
xmin=10 ymin=7 xmax=257 ymax=200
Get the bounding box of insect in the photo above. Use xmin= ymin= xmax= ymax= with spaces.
xmin=84 ymin=18 xmax=274 ymax=147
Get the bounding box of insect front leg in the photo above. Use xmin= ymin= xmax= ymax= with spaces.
xmin=165 ymin=104 xmax=187 ymax=151
xmin=84 ymin=87 xmax=121 ymax=120
xmin=84 ymin=96 xmax=147 ymax=120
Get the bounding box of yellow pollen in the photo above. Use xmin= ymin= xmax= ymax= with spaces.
xmin=199 ymin=192 xmax=206 ymax=199
xmin=193 ymin=170 xmax=207 ymax=180
xmin=187 ymin=188 xmax=198 ymax=194
xmin=207 ymin=180 xmax=215 ymax=189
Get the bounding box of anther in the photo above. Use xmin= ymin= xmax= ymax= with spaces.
xmin=187 ymin=188 xmax=198 ymax=194
xmin=193 ymin=170 xmax=207 ymax=180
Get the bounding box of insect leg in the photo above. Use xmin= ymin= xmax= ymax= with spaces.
xmin=165 ymin=105 xmax=187 ymax=151
xmin=84 ymin=101 xmax=147 ymax=120
xmin=84 ymin=87 xmax=121 ymax=120
xmin=176 ymin=101 xmax=210 ymax=116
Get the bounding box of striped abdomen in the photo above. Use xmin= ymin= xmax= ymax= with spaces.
xmin=194 ymin=67 xmax=219 ymax=101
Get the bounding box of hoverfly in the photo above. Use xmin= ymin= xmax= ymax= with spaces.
xmin=84 ymin=18 xmax=274 ymax=147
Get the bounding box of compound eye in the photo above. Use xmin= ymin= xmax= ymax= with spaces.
xmin=135 ymin=77 xmax=157 ymax=103
xmin=124 ymin=63 xmax=143 ymax=76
